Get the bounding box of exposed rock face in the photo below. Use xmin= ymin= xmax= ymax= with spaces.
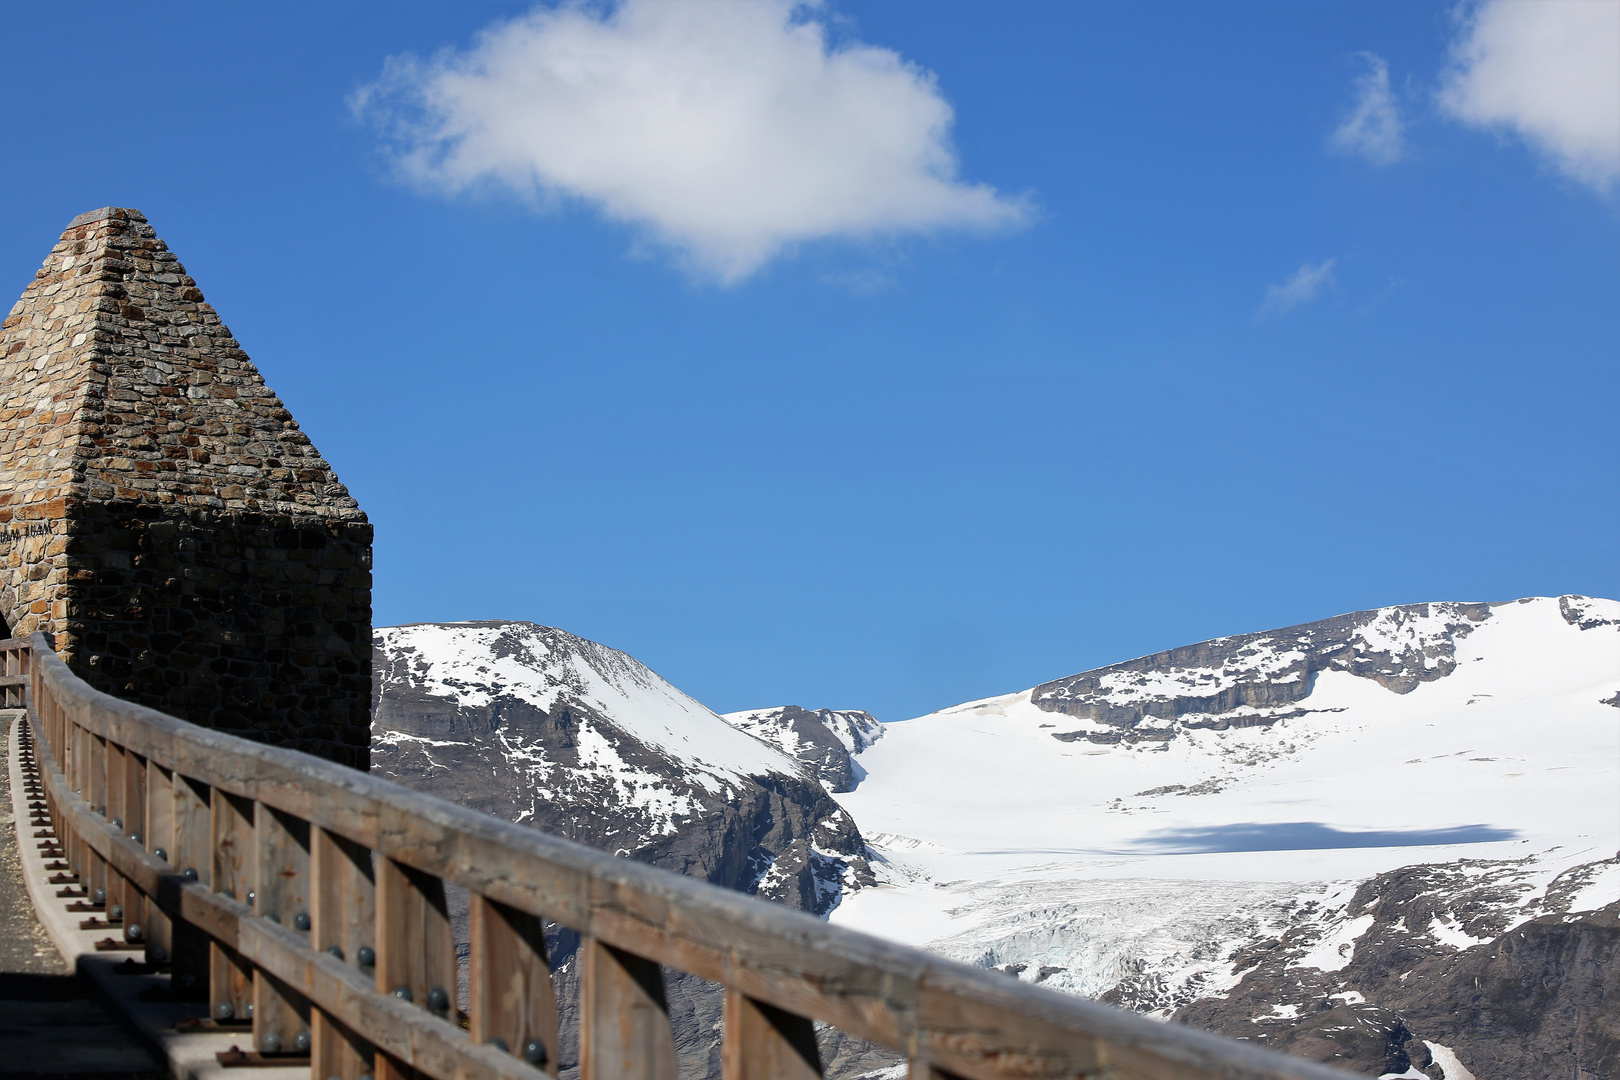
xmin=720 ymin=706 xmax=883 ymax=792
xmin=372 ymin=621 xmax=870 ymax=913
xmin=1031 ymin=602 xmax=1492 ymax=746
xmin=371 ymin=621 xmax=873 ymax=1079
xmin=0 ymin=207 xmax=370 ymax=766
xmin=1170 ymin=855 xmax=1620 ymax=1080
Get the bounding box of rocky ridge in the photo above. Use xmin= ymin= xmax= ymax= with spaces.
xmin=720 ymin=706 xmax=883 ymax=793
xmin=1031 ymin=602 xmax=1492 ymax=746
xmin=370 ymin=620 xmax=874 ymax=1078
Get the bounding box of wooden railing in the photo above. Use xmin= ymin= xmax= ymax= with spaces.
xmin=11 ymin=631 xmax=1353 ymax=1080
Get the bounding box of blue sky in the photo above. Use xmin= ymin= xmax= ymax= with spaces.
xmin=3 ymin=1 xmax=1616 ymax=720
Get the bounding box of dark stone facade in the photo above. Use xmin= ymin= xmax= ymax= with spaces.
xmin=0 ymin=208 xmax=370 ymax=767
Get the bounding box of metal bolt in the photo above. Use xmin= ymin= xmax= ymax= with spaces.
xmin=110 ymin=817 xmax=121 ymax=830
xmin=128 ymin=832 xmax=141 ymax=845
xmin=523 ymin=1039 xmax=548 ymax=1067
xmin=182 ymin=868 xmax=198 ymax=881
xmin=261 ymin=1031 xmax=281 ymax=1054
xmin=152 ymin=847 xmax=167 ymax=862
xmin=124 ymin=924 xmax=142 ymax=943
xmin=245 ymin=890 xmax=255 ymax=907
xmin=93 ymin=888 xmax=105 ymax=903
xmin=215 ymin=1002 xmax=234 ymax=1020
xmin=326 ymin=945 xmax=344 ymax=961
xmin=357 ymin=946 xmax=375 ymax=967
xmin=109 ymin=904 xmax=122 ymax=921
xmin=426 ymin=987 xmax=449 ymax=1013
xmin=294 ymin=1032 xmax=311 ymax=1053
xmin=293 ymin=912 xmax=310 ymax=931
xmin=392 ymin=986 xmax=413 ymax=1003
xmin=244 ymin=1002 xmax=253 ymax=1018
xmin=147 ymin=944 xmax=167 ymax=963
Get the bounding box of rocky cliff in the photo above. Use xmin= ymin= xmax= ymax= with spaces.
xmin=1031 ymin=602 xmax=1493 ymax=745
xmin=1170 ymin=855 xmax=1620 ymax=1079
xmin=720 ymin=706 xmax=883 ymax=792
xmin=371 ymin=621 xmax=873 ymax=1078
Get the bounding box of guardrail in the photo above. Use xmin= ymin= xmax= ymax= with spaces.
xmin=13 ymin=631 xmax=1353 ymax=1080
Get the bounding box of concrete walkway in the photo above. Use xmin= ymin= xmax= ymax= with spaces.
xmin=0 ymin=712 xmax=164 ymax=1078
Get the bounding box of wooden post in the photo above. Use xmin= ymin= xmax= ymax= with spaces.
xmin=311 ymin=827 xmax=376 ymax=1080
xmin=104 ymin=741 xmax=132 ymax=932
xmin=375 ymin=856 xmax=456 ymax=1080
xmin=143 ymin=760 xmax=174 ymax=967
xmin=722 ymin=990 xmax=824 ymax=1080
xmin=469 ymin=894 xmax=559 ymax=1075
xmin=84 ymin=732 xmax=107 ymax=906
xmin=168 ymin=774 xmax=212 ymax=995
xmin=580 ymin=938 xmax=678 ymax=1080
xmin=120 ymin=750 xmax=147 ymax=948
xmin=210 ymin=792 xmax=254 ymax=1024
xmin=254 ymin=805 xmax=312 ymax=1056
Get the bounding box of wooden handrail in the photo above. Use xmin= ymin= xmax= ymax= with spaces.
xmin=11 ymin=632 xmax=1355 ymax=1080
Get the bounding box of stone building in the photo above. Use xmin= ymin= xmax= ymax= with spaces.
xmin=0 ymin=207 xmax=370 ymax=768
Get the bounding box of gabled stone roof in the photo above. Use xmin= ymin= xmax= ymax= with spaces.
xmin=0 ymin=207 xmax=363 ymax=521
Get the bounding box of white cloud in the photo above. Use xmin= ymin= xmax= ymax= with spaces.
xmin=1438 ymin=0 xmax=1620 ymax=193
xmin=1331 ymin=53 xmax=1405 ymax=165
xmin=354 ymin=0 xmax=1028 ymax=283
xmin=1259 ymin=259 xmax=1336 ymax=320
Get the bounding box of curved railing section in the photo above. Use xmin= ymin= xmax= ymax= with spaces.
xmin=12 ymin=632 xmax=1353 ymax=1080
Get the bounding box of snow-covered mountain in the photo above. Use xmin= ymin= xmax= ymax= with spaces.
xmin=372 ymin=621 xmax=870 ymax=912
xmin=371 ymin=621 xmax=880 ymax=1079
xmin=826 ymin=596 xmax=1620 ymax=1080
xmin=721 ymin=706 xmax=884 ymax=792
xmin=367 ymin=599 xmax=1618 ymax=1080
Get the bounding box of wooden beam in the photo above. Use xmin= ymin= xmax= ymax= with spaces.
xmin=312 ymin=826 xmax=377 ymax=1080
xmin=375 ymin=857 xmax=457 ymax=1080
xmin=212 ymin=791 xmax=255 ymax=1024
xmin=142 ymin=760 xmax=174 ymax=967
xmin=469 ymin=895 xmax=559 ymax=1075
xmin=171 ymin=773 xmax=213 ymax=994
xmin=580 ymin=937 xmax=678 ymax=1080
xmin=722 ymin=989 xmax=824 ymax=1080
xmin=254 ymin=804 xmax=312 ymax=1055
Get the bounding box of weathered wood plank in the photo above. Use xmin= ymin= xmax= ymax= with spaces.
xmin=312 ymin=826 xmax=375 ymax=972
xmin=171 ymin=773 xmax=213 ymax=993
xmin=374 ymin=857 xmax=455 ymax=1080
xmin=312 ymin=1008 xmax=374 ymax=1080
xmin=469 ymin=895 xmax=558 ymax=1075
xmin=722 ymin=989 xmax=823 ymax=1080
xmin=580 ymin=937 xmax=679 ymax=1080
xmin=312 ymin=826 xmax=377 ymax=1079
xmin=212 ymin=791 xmax=255 ymax=1023
xmin=375 ymin=857 xmax=456 ymax=1015
xmin=142 ymin=761 xmax=174 ymax=966
xmin=254 ymin=804 xmax=312 ymax=1055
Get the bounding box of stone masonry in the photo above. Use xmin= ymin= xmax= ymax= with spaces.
xmin=0 ymin=208 xmax=370 ymax=768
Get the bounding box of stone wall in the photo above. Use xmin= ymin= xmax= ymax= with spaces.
xmin=0 ymin=208 xmax=370 ymax=767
